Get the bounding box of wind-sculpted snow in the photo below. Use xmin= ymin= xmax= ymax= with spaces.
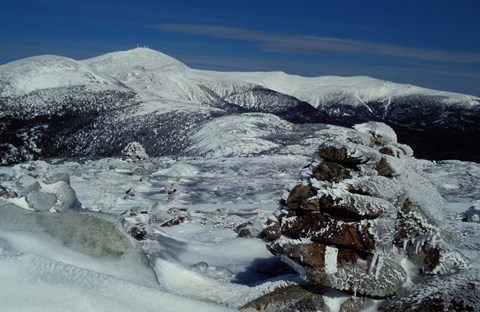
xmin=185 ymin=113 xmax=292 ymax=157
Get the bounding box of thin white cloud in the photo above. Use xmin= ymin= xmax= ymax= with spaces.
xmin=155 ymin=23 xmax=480 ymax=64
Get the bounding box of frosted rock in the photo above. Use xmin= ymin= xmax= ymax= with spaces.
xmin=311 ymin=161 xmax=351 ymax=183
xmin=235 ymin=221 xmax=261 ymax=238
xmin=259 ymin=219 xmax=281 ymax=241
xmin=353 ymin=121 xmax=398 ymax=146
xmin=285 ymin=184 xmax=319 ymax=211
xmin=42 ymin=181 xmax=81 ymax=212
xmin=327 ymin=258 xmax=407 ymax=298
xmin=121 ymin=141 xmax=149 ymax=162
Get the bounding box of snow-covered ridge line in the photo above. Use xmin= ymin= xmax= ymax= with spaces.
xmin=1 ymin=47 xmax=479 ymax=104
xmin=1 ymin=47 xmax=479 ymax=165
xmin=191 ymin=69 xmax=480 ymax=106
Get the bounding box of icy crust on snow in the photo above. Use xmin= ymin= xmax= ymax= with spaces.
xmin=0 ymin=253 xmax=234 ymax=312
xmin=423 ymin=160 xmax=480 ymax=202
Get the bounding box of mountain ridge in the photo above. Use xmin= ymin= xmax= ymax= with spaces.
xmin=1 ymin=48 xmax=479 ymax=164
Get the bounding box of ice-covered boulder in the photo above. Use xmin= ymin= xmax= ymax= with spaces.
xmin=266 ymin=122 xmax=458 ymax=299
xmin=121 ymin=141 xmax=149 ymax=162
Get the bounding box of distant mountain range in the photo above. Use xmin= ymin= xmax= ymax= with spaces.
xmin=1 ymin=48 xmax=479 ymax=164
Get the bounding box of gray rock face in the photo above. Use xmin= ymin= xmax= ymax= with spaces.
xmin=266 ymin=122 xmax=454 ymax=299
xmin=26 ymin=191 xmax=57 ymax=211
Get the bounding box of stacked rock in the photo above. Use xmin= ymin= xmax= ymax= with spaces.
xmin=266 ymin=122 xmax=455 ymax=299
xmin=121 ymin=141 xmax=149 ymax=162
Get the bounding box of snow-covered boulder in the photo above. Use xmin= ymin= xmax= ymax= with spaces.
xmin=121 ymin=205 xmax=192 ymax=240
xmin=0 ymin=164 xmax=81 ymax=212
xmin=266 ymin=122 xmax=459 ymax=299
xmin=121 ymin=141 xmax=149 ymax=162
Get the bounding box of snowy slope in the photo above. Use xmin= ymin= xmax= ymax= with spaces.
xmin=82 ymin=48 xmax=215 ymax=105
xmin=0 ymin=55 xmax=127 ymax=97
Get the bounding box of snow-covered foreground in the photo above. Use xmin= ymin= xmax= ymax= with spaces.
xmin=1 ymin=152 xmax=479 ymax=311
xmin=0 ymin=155 xmax=306 ymax=311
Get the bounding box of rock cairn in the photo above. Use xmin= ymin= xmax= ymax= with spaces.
xmin=122 ymin=141 xmax=149 ymax=162
xmin=265 ymin=122 xmax=462 ymax=299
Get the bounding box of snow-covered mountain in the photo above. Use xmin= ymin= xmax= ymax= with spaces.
xmin=1 ymin=47 xmax=479 ymax=164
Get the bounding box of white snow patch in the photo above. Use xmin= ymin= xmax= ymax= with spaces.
xmin=6 ymin=196 xmax=32 ymax=211
xmin=325 ymin=246 xmax=339 ymax=274
xmin=153 ymin=163 xmax=199 ymax=177
xmin=442 ymin=183 xmax=460 ymax=190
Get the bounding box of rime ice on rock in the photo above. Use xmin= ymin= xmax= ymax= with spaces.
xmin=121 ymin=142 xmax=149 ymax=162
xmin=266 ymin=122 xmax=462 ymax=299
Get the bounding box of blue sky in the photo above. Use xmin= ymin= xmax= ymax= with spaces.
xmin=1 ymin=0 xmax=480 ymax=96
